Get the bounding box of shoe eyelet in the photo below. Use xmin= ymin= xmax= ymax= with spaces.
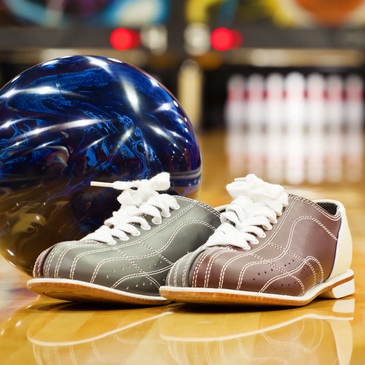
xmin=131 ymin=231 xmax=141 ymax=237
xmin=161 ymin=211 xmax=171 ymax=218
xmin=141 ymin=224 xmax=151 ymax=231
xmin=173 ymin=204 xmax=180 ymax=210
xmin=107 ymin=240 xmax=117 ymax=246
xmin=259 ymin=233 xmax=267 ymax=238
xmin=120 ymin=236 xmax=130 ymax=241
xmin=152 ymin=217 xmax=162 ymax=225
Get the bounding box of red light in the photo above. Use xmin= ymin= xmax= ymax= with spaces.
xmin=110 ymin=28 xmax=140 ymax=50
xmin=211 ymin=28 xmax=233 ymax=51
xmin=210 ymin=28 xmax=243 ymax=51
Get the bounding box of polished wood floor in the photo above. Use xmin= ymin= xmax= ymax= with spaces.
xmin=0 ymin=130 xmax=364 ymax=365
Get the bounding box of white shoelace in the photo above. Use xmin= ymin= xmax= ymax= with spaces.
xmin=82 ymin=172 xmax=180 ymax=245
xmin=204 ymin=174 xmax=288 ymax=250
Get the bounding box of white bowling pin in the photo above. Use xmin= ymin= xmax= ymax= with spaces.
xmin=285 ymin=72 xmax=306 ymax=132
xmin=284 ymin=72 xmax=306 ymax=184
xmin=265 ymin=73 xmax=285 ymax=182
xmin=345 ymin=74 xmax=364 ymax=131
xmin=265 ymin=72 xmax=285 ymax=132
xmin=327 ymin=74 xmax=344 ymax=131
xmin=225 ymin=130 xmax=246 ymax=176
xmin=325 ymin=74 xmax=344 ymax=182
xmin=246 ymin=73 xmax=265 ymax=132
xmin=224 ymin=74 xmax=246 ymax=130
xmin=307 ymin=73 xmax=325 ymax=132
xmin=345 ymin=128 xmax=363 ymax=182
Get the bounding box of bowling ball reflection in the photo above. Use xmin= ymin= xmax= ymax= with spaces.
xmin=0 ymin=55 xmax=201 ymax=276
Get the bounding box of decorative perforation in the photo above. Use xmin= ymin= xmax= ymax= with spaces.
xmin=267 ymin=242 xmax=324 ymax=282
xmin=259 ymin=261 xmax=306 ymax=294
xmin=111 ymin=265 xmax=170 ymax=289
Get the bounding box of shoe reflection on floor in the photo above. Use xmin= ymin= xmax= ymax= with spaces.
xmin=160 ymin=299 xmax=354 ymax=365
xmin=0 ymin=297 xmax=354 ymax=365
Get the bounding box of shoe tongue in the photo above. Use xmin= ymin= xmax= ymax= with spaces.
xmin=226 ymin=174 xmax=289 ymax=215
xmin=227 ymin=175 xmax=283 ymax=200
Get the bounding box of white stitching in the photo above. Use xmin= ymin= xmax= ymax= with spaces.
xmin=65 ymin=201 xmax=196 ymax=279
xmin=216 ymin=198 xmax=297 ymax=288
xmin=88 ymin=220 xmax=216 ymax=283
xmin=223 ymin=211 xmax=334 ymax=290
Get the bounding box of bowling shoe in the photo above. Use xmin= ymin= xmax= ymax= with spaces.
xmin=160 ymin=174 xmax=355 ymax=306
xmin=27 ymin=172 xmax=221 ymax=305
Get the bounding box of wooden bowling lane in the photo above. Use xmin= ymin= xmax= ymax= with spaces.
xmin=0 ymin=130 xmax=365 ymax=364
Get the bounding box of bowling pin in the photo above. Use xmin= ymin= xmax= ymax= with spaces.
xmin=265 ymin=73 xmax=285 ymax=182
xmin=345 ymin=74 xmax=364 ymax=131
xmin=246 ymin=73 xmax=265 ymax=132
xmin=327 ymin=74 xmax=344 ymax=131
xmin=345 ymin=128 xmax=363 ymax=182
xmin=244 ymin=73 xmax=265 ymax=177
xmin=326 ymin=74 xmax=344 ymax=182
xmin=224 ymin=74 xmax=246 ymax=130
xmin=306 ymin=73 xmax=325 ymax=184
xmin=326 ymin=128 xmax=343 ymax=183
xmin=344 ymin=74 xmax=364 ymax=182
xmin=265 ymin=72 xmax=285 ymax=131
xmin=225 ymin=130 xmax=246 ymax=176
xmin=307 ymin=73 xmax=325 ymax=131
xmin=284 ymin=72 xmax=306 ymax=184
xmin=285 ymin=72 xmax=306 ymax=132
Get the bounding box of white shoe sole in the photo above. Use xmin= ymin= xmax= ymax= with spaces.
xmin=159 ymin=269 xmax=355 ymax=307
xmin=27 ymin=278 xmax=169 ymax=306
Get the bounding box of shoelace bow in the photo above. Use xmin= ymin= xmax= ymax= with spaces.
xmin=204 ymin=174 xmax=288 ymax=250
xmin=82 ymin=172 xmax=179 ymax=245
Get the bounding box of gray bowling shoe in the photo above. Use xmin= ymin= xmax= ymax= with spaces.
xmin=27 ymin=173 xmax=221 ymax=305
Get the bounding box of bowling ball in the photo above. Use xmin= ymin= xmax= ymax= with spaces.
xmin=0 ymin=55 xmax=201 ymax=276
xmin=294 ymin=0 xmax=365 ymax=26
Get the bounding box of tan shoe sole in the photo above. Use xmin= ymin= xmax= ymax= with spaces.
xmin=159 ymin=269 xmax=354 ymax=307
xmin=28 ymin=278 xmax=170 ymax=306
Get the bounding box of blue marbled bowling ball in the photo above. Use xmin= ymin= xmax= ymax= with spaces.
xmin=0 ymin=55 xmax=201 ymax=276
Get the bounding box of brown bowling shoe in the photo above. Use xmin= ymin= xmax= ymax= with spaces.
xmin=160 ymin=174 xmax=355 ymax=306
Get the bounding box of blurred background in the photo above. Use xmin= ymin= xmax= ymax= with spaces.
xmin=0 ymin=0 xmax=364 ymax=187
xmin=2 ymin=5 xmax=365 ymax=362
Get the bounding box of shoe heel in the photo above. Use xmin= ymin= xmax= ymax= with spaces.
xmin=319 ymin=278 xmax=355 ymax=299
